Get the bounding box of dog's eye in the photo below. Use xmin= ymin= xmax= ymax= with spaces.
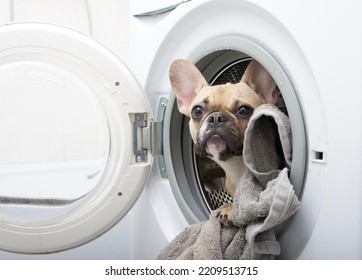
xmin=191 ymin=106 xmax=204 ymax=119
xmin=237 ymin=105 xmax=252 ymax=117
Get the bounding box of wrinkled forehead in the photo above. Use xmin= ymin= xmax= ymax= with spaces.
xmin=192 ymin=83 xmax=263 ymax=110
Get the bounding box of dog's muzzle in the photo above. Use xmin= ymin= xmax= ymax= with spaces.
xmin=194 ymin=112 xmax=244 ymax=161
xmin=207 ymin=112 xmax=228 ymax=127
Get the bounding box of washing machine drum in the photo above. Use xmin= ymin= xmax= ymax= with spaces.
xmin=0 ymin=24 xmax=152 ymax=253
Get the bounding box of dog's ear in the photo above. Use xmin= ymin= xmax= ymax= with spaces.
xmin=241 ymin=60 xmax=278 ymax=104
xmin=169 ymin=59 xmax=208 ymax=116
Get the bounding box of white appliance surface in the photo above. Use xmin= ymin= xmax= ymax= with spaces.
xmin=0 ymin=0 xmax=361 ymax=259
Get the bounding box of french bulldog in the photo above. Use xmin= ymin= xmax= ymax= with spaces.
xmin=169 ymin=58 xmax=278 ymax=226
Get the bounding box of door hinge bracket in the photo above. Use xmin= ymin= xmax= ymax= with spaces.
xmin=133 ymin=98 xmax=167 ymax=175
xmin=133 ymin=113 xmax=149 ymax=163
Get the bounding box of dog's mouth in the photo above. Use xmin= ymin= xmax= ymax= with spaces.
xmin=194 ymin=133 xmax=243 ymax=161
xmin=205 ymin=135 xmax=227 ymax=155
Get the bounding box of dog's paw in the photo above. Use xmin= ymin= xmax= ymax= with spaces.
xmin=217 ymin=204 xmax=234 ymax=227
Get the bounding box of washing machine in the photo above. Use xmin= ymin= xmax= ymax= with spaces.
xmin=130 ymin=0 xmax=362 ymax=260
xmin=0 ymin=0 xmax=361 ymax=260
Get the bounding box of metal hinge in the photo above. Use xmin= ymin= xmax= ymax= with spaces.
xmin=133 ymin=98 xmax=168 ymax=178
xmin=133 ymin=113 xmax=149 ymax=163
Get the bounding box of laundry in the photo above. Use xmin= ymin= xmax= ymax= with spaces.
xmin=157 ymin=104 xmax=300 ymax=260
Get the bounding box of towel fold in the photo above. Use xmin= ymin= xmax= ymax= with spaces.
xmin=157 ymin=104 xmax=300 ymax=260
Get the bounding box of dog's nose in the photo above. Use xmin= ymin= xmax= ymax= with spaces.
xmin=207 ymin=112 xmax=228 ymax=126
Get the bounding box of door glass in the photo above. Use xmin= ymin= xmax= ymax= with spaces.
xmin=0 ymin=59 xmax=110 ymax=224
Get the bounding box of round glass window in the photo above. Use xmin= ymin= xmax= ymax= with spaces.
xmin=0 ymin=58 xmax=110 ymax=224
xmin=0 ymin=24 xmax=152 ymax=253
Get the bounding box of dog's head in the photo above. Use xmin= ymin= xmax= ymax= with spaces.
xmin=169 ymin=59 xmax=278 ymax=162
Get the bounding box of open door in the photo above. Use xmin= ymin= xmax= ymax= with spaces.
xmin=0 ymin=23 xmax=153 ymax=253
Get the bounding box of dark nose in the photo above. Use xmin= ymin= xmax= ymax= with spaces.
xmin=207 ymin=112 xmax=228 ymax=127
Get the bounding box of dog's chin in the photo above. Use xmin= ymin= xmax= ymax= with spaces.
xmin=205 ymin=135 xmax=227 ymax=157
xmin=195 ymin=135 xmax=243 ymax=161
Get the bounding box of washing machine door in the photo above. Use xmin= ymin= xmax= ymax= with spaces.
xmin=0 ymin=23 xmax=153 ymax=253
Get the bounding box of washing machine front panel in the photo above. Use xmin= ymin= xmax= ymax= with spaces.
xmin=141 ymin=0 xmax=331 ymax=259
xmin=0 ymin=23 xmax=152 ymax=253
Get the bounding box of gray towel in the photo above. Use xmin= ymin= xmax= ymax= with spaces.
xmin=157 ymin=104 xmax=300 ymax=260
